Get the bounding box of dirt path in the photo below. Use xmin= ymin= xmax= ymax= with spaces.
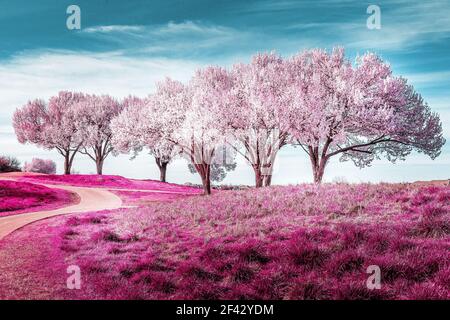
xmin=0 ymin=178 xmax=123 ymax=240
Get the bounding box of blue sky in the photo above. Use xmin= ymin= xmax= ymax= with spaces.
xmin=0 ymin=0 xmax=449 ymax=184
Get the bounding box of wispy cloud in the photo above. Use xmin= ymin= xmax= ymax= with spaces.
xmin=284 ymin=0 xmax=450 ymax=51
xmin=83 ymin=25 xmax=145 ymax=34
xmin=79 ymin=21 xmax=249 ymax=60
xmin=0 ymin=51 xmax=202 ymax=126
xmin=154 ymin=21 xmax=235 ymax=36
xmin=349 ymin=1 xmax=450 ymax=50
xmin=82 ymin=21 xmax=233 ymax=37
xmin=404 ymin=71 xmax=450 ymax=86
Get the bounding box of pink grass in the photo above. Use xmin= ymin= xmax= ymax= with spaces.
xmin=0 ymin=183 xmax=448 ymax=299
xmin=20 ymin=174 xmax=202 ymax=193
xmin=0 ymin=181 xmax=79 ymax=217
xmin=112 ymin=190 xmax=198 ymax=206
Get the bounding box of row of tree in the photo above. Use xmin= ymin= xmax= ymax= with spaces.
xmin=14 ymin=93 xmax=121 ymax=175
xmin=13 ymin=48 xmax=445 ymax=194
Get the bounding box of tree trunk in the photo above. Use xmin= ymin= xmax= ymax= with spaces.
xmin=60 ymin=147 xmax=80 ymax=175
xmin=155 ymin=157 xmax=168 ymax=183
xmin=159 ymin=162 xmax=168 ymax=182
xmin=253 ymin=165 xmax=273 ymax=187
xmin=312 ymin=161 xmax=326 ymax=183
xmin=262 ymin=158 xmax=275 ymax=187
xmin=264 ymin=174 xmax=272 ymax=187
xmin=195 ymin=163 xmax=211 ymax=195
xmin=96 ymin=158 xmax=104 ymax=175
xmin=203 ymin=164 xmax=211 ymax=195
xmin=64 ymin=154 xmax=71 ymax=175
xmin=253 ymin=165 xmax=263 ymax=188
xmin=201 ymin=174 xmax=211 ymax=195
xmin=308 ymin=146 xmax=326 ymax=184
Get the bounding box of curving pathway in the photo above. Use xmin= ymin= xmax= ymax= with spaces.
xmin=0 ymin=178 xmax=123 ymax=240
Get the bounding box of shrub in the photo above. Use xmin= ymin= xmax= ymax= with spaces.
xmin=23 ymin=158 xmax=56 ymax=174
xmin=0 ymin=180 xmax=76 ymax=216
xmin=0 ymin=155 xmax=21 ymax=172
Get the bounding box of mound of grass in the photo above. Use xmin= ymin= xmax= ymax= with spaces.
xmin=0 ymin=181 xmax=78 ymax=216
xmin=21 ymin=174 xmax=202 ymax=193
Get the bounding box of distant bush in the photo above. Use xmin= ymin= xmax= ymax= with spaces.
xmin=0 ymin=156 xmax=21 ymax=173
xmin=23 ymin=158 xmax=56 ymax=174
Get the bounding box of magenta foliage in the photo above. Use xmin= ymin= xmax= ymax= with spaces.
xmin=112 ymin=190 xmax=198 ymax=206
xmin=0 ymin=181 xmax=78 ymax=216
xmin=20 ymin=174 xmax=202 ymax=193
xmin=1 ymin=182 xmax=447 ymax=299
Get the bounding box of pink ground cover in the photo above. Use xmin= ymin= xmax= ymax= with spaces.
xmin=0 ymin=181 xmax=78 ymax=217
xmin=20 ymin=174 xmax=202 ymax=193
xmin=0 ymin=183 xmax=448 ymax=299
xmin=112 ymin=190 xmax=198 ymax=206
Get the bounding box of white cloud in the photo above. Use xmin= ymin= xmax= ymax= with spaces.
xmin=351 ymin=1 xmax=450 ymax=50
xmin=79 ymin=21 xmax=246 ymax=56
xmin=82 ymin=21 xmax=235 ymax=37
xmin=285 ymin=1 xmax=450 ymax=52
xmin=403 ymin=71 xmax=450 ymax=87
xmin=83 ymin=25 xmax=145 ymax=34
xmin=156 ymin=21 xmax=235 ymax=36
xmin=0 ymin=51 xmax=201 ymax=122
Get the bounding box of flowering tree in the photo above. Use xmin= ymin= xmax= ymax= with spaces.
xmin=182 ymin=68 xmax=235 ymax=194
xmin=111 ymin=96 xmax=179 ymax=182
xmin=227 ymin=53 xmax=291 ymax=187
xmin=13 ymin=91 xmax=85 ymax=174
xmin=23 ymin=158 xmax=56 ymax=174
xmin=288 ymin=48 xmax=445 ymax=183
xmin=74 ymin=94 xmax=122 ymax=175
xmin=111 ymin=96 xmax=145 ymax=156
xmin=149 ymin=72 xmax=233 ymax=195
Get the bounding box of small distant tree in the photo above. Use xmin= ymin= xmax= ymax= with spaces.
xmin=23 ymin=158 xmax=56 ymax=174
xmin=0 ymin=156 xmax=21 ymax=173
xmin=13 ymin=91 xmax=86 ymax=174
